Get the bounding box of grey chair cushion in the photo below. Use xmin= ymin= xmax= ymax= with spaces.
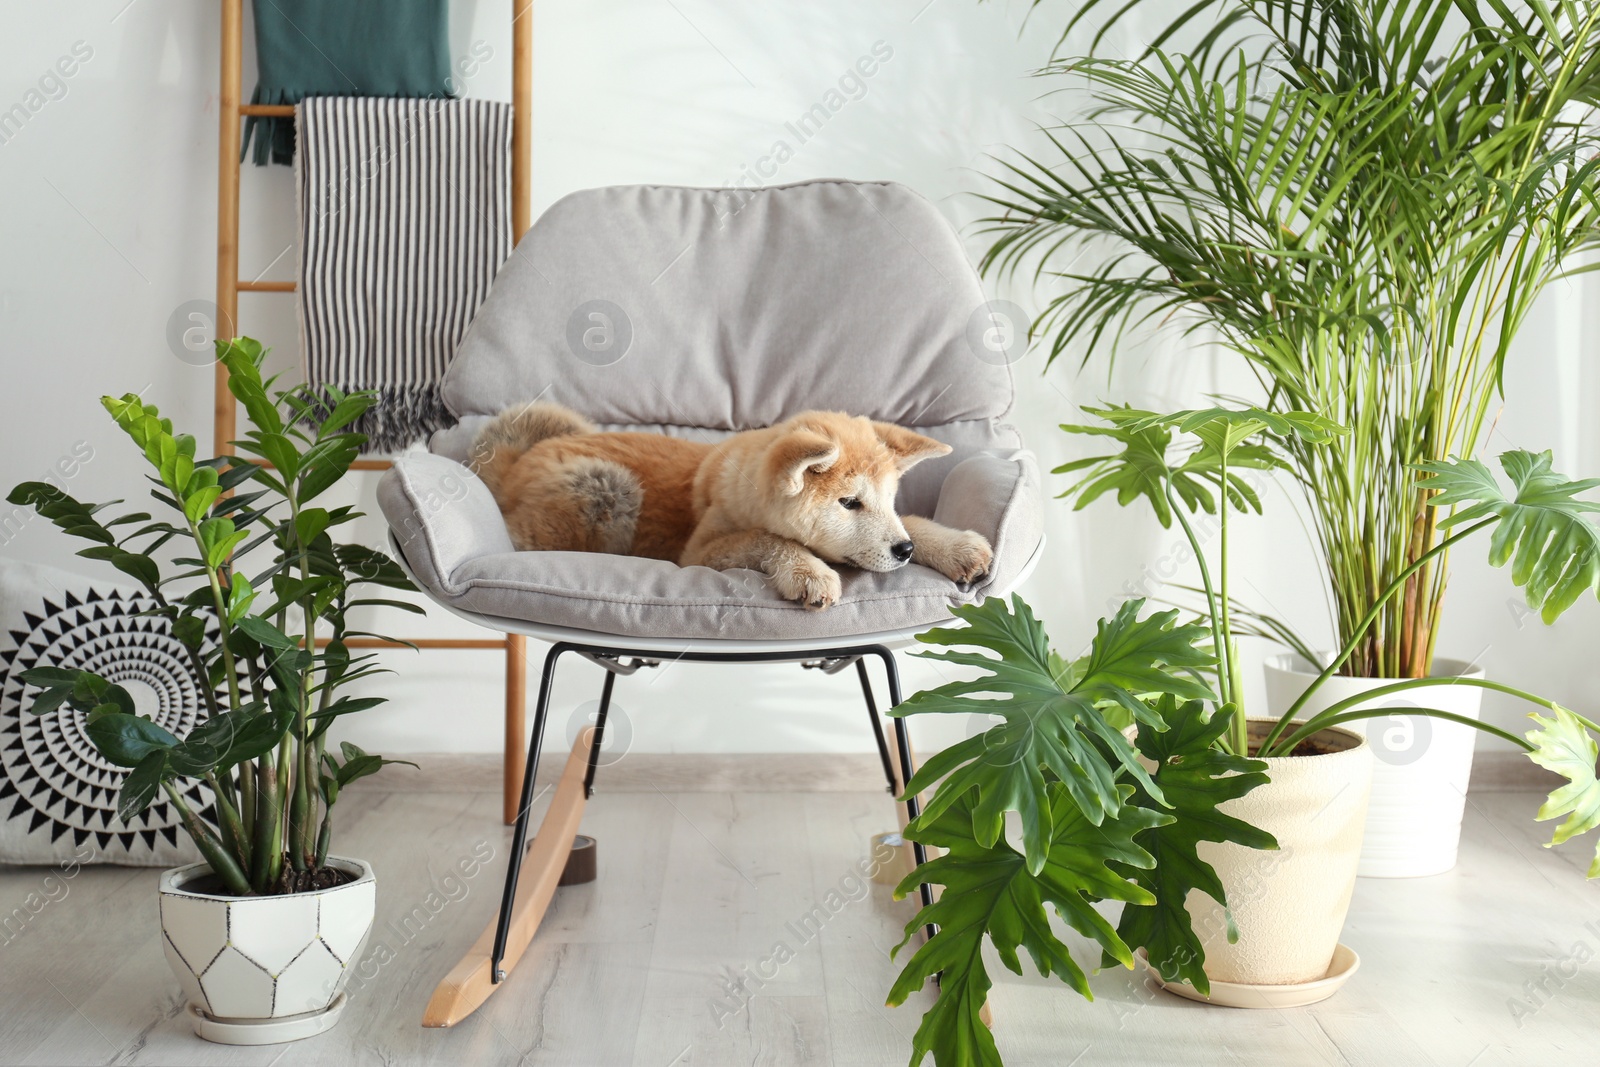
xmin=440 ymin=180 xmax=1014 ymax=429
xmin=378 ymin=448 xmax=1041 ymax=641
xmin=381 ymin=179 xmax=1045 ymax=642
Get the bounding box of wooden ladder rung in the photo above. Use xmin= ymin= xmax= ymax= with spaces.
xmin=237 ymin=279 xmax=296 ymax=292
xmin=314 ymin=637 xmax=509 ymax=651
xmin=240 ymin=103 xmax=295 ymax=117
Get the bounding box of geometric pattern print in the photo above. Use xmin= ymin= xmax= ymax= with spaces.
xmin=0 ymin=587 xmax=217 ymax=857
xmin=160 ymin=874 xmax=374 ymax=1019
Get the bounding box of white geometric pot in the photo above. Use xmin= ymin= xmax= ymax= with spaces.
xmin=1184 ymin=720 xmax=1372 ymax=991
xmin=159 ymin=856 xmax=375 ymax=1044
xmin=1264 ymin=653 xmax=1484 ymax=878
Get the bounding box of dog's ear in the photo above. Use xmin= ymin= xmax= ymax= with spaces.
xmin=769 ymin=429 xmax=840 ymax=495
xmin=873 ymin=422 xmax=952 ymax=472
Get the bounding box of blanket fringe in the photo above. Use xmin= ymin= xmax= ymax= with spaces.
xmin=306 ymin=383 xmax=457 ymax=455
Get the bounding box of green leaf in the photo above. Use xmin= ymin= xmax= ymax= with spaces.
xmin=234 ymin=614 xmax=296 ymax=650
xmin=72 ymin=672 xmax=135 ymax=716
xmin=1074 ymin=600 xmax=1216 ymax=709
xmin=1111 ymin=696 xmax=1276 ymax=995
xmin=218 ymin=339 xmax=282 ymax=435
xmin=109 ymin=550 xmax=161 ymax=590
xmin=172 ymin=614 xmax=207 ymax=650
xmin=1416 ymin=450 xmax=1600 ymax=623
xmin=887 ymin=785 xmax=1165 ymax=1067
xmin=227 ymin=573 xmax=256 ymax=624
xmin=896 ymin=596 xmax=1210 ymax=873
xmin=84 ymin=713 xmax=179 ymax=768
xmin=294 ymin=507 xmax=331 ymax=548
xmin=1526 ymin=706 xmax=1600 ymax=878
xmin=309 ymin=696 xmax=386 ymax=722
xmin=253 ymin=432 xmax=301 ymax=481
xmin=18 ymin=666 xmax=81 ymax=688
xmin=1057 ymin=408 xmax=1178 ymax=526
xmin=170 ymin=703 xmax=292 ymax=775
xmin=6 ymin=483 xmax=117 ymax=546
xmin=25 ymin=686 xmax=72 ymax=717
xmin=197 ymin=517 xmax=248 ymax=569
xmin=118 ymin=751 xmax=168 ymax=823
xmin=330 ymin=742 xmax=416 ymax=786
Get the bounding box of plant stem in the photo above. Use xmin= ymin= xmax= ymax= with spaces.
xmin=1166 ymin=481 xmax=1227 ymax=666
xmin=1264 ymin=676 xmax=1564 ymax=757
xmin=1260 ymin=517 xmax=1494 ymax=753
xmin=206 ymin=772 xmax=251 ymax=874
xmin=314 ymin=808 xmax=332 ymax=868
xmin=1216 ymin=448 xmax=1247 ymax=753
xmin=238 ymin=759 xmax=256 ymax=847
xmin=164 ymin=780 xmax=251 ymax=895
xmin=250 ymin=756 xmax=281 ymax=892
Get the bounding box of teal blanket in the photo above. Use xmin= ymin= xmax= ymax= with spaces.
xmin=243 ymin=0 xmax=453 ymax=165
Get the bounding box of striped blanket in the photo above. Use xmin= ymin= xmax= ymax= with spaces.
xmin=296 ymin=97 xmax=512 ymax=452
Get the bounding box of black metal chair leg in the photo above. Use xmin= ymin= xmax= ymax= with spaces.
xmin=855 ymin=659 xmax=899 ymax=794
xmin=491 ymin=642 xmax=568 ymax=981
xmin=583 ymin=669 xmax=617 ymax=798
xmin=870 ymin=647 xmax=935 ymax=938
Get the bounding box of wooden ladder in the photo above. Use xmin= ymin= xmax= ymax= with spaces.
xmin=213 ymin=0 xmax=536 ymax=825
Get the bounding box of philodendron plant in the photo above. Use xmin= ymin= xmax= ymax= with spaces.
xmin=881 ymin=599 xmax=1277 ymax=1066
xmin=7 ymin=338 xmax=416 ymax=896
xmin=884 ymin=404 xmax=1600 ymax=1067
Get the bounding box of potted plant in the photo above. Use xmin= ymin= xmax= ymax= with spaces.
xmin=976 ymin=0 xmax=1600 ymax=875
xmin=884 ymin=405 xmax=1600 ymax=1067
xmin=1055 ymin=406 xmax=1600 ymax=965
xmin=8 ymin=338 xmax=417 ymax=1044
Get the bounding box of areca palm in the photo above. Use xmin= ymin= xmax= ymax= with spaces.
xmin=985 ymin=0 xmax=1600 ymax=676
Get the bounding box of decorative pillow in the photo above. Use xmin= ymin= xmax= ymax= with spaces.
xmin=0 ymin=559 xmax=213 ymax=866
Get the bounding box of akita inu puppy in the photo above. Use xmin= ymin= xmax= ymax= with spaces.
xmin=470 ymin=403 xmax=993 ymax=610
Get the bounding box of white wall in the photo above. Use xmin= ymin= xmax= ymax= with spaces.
xmin=2 ymin=1 xmax=1596 ymax=760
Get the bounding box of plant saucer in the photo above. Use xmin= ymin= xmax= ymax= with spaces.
xmin=1136 ymin=944 xmax=1360 ymax=1008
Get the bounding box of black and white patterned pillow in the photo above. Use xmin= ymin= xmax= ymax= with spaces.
xmin=0 ymin=559 xmax=215 ymax=866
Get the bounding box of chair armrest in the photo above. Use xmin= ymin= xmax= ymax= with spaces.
xmin=377 ymin=453 xmax=514 ymax=595
xmin=931 ymin=449 xmax=1043 ymax=597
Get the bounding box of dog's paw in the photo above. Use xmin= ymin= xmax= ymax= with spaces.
xmin=926 ymin=531 xmax=993 ymax=585
xmin=773 ymin=558 xmax=843 ymax=610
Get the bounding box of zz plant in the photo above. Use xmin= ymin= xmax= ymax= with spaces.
xmin=7 ymin=338 xmax=416 ymax=895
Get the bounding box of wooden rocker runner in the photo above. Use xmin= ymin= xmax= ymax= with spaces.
xmin=416 ymin=642 xmax=949 ymax=1027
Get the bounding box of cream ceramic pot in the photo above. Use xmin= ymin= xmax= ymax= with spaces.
xmin=1264 ymin=653 xmax=1484 ymax=878
xmin=159 ymin=856 xmax=375 ymax=1044
xmin=1184 ymin=720 xmax=1372 ymax=987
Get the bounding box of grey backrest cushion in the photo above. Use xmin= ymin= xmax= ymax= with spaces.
xmin=440 ymin=179 xmax=1014 ymax=430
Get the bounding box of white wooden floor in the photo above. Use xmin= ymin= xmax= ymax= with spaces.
xmin=1 ymin=785 xmax=1596 ymax=1066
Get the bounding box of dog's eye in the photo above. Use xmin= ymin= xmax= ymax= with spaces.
xmin=839 ymin=497 xmax=862 ymax=511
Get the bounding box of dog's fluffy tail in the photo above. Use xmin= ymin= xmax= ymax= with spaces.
xmin=470 ymin=402 xmax=595 ymax=496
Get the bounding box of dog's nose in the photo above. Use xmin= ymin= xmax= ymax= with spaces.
xmin=890 ymin=540 xmax=914 ymax=562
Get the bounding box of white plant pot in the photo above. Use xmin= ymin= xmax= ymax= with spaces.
xmin=1184 ymin=720 xmax=1372 ymax=991
xmin=1264 ymin=653 xmax=1485 ymax=878
xmin=159 ymin=856 xmax=376 ymax=1044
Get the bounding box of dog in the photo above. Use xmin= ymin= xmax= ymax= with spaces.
xmin=469 ymin=402 xmax=994 ymax=610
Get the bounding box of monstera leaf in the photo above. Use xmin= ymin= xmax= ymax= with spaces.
xmin=887 ymin=785 xmax=1168 ymax=1067
xmin=893 ymin=596 xmax=1213 ymax=873
xmin=1416 ymin=450 xmax=1600 ymax=623
xmin=1058 ymin=405 xmax=1344 ymax=524
xmin=1109 ymin=695 xmax=1276 ymax=995
xmin=1527 ymin=706 xmax=1600 ymax=878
